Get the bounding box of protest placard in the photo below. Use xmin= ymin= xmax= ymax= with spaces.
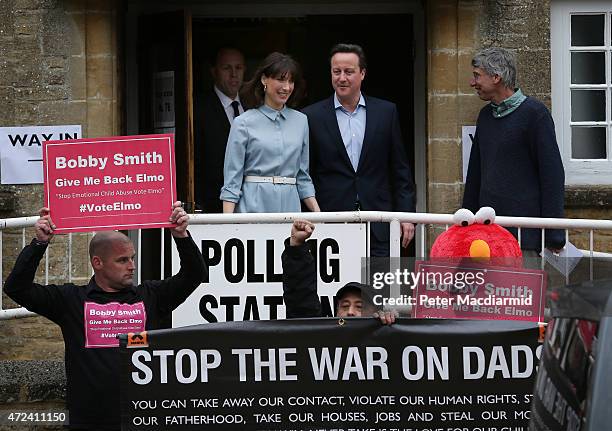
xmin=412 ymin=260 xmax=546 ymax=322
xmin=120 ymin=319 xmax=541 ymax=430
xmin=43 ymin=134 xmax=176 ymax=233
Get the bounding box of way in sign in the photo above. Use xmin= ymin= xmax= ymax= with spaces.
xmin=222 ymin=397 xmax=254 ymax=407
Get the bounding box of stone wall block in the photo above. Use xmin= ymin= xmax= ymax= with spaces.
xmin=44 ymin=55 xmax=65 ymax=70
xmin=11 ymin=44 xmax=42 ymax=88
xmin=69 ymin=55 xmax=86 ymax=100
xmin=11 ymin=70 xmax=41 ymax=94
xmin=86 ymin=55 xmax=113 ymax=100
xmin=18 ymin=321 xmax=62 ymax=340
xmin=66 ymin=11 xmax=85 ymax=57
xmin=13 ymin=100 xmax=40 ymax=125
xmin=457 ymin=93 xmax=483 ymax=125
xmin=0 ymin=38 xmax=14 ymax=85
xmin=85 ymin=12 xmax=112 ymax=56
xmin=14 ymin=12 xmax=42 ymax=38
xmin=86 ymin=100 xmax=113 ymax=137
xmin=429 ymin=94 xmax=458 ymax=139
xmin=38 ymin=100 xmax=86 ymax=125
xmin=15 ymin=0 xmax=41 ymax=10
xmin=25 ymin=83 xmax=68 ymax=102
xmin=71 ymin=233 xmax=93 ymax=277
xmin=524 ymin=1 xmax=551 ymax=49
xmin=428 ymin=140 xmax=462 ymax=183
xmin=516 ymin=50 xmax=551 ymax=95
xmin=45 ymin=69 xmax=65 ymax=86
xmin=457 ymin=3 xmax=479 ymax=49
xmin=0 ymin=319 xmax=63 ymax=361
xmin=429 ymin=51 xmax=458 ymax=95
xmin=0 ymin=1 xmax=16 ymax=37
xmin=0 ymin=88 xmax=16 ymax=122
xmin=457 ymin=50 xmax=477 ymax=94
xmin=429 ymin=2 xmax=458 ymax=50
xmin=41 ymin=6 xmax=68 ymax=56
xmin=5 ymin=185 xmax=43 ymax=217
xmin=428 ymin=183 xmax=463 ymax=214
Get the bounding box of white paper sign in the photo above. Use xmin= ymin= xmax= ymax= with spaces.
xmin=153 ymin=71 xmax=175 ymax=129
xmin=542 ymin=241 xmax=583 ymax=277
xmin=171 ymin=223 xmax=367 ymax=326
xmin=462 ymin=125 xmax=477 ymax=182
xmin=0 ymin=125 xmax=81 ymax=184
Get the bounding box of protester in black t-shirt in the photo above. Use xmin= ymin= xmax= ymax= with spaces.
xmin=5 ymin=202 xmax=206 ymax=430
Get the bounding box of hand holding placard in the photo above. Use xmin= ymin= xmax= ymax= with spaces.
xmin=35 ymin=207 xmax=56 ymax=243
xmin=169 ymin=201 xmax=189 ymax=238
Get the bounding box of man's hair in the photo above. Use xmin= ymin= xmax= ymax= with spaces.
xmin=471 ymin=47 xmax=517 ymax=89
xmin=89 ymin=231 xmax=131 ymax=260
xmin=213 ymin=47 xmax=244 ymax=67
xmin=330 ymin=43 xmax=367 ymax=70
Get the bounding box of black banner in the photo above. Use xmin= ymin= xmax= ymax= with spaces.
xmin=120 ymin=318 xmax=541 ymax=430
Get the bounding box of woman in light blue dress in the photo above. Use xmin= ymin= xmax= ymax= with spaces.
xmin=220 ymin=52 xmax=320 ymax=213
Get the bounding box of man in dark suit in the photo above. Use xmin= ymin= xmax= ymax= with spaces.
xmin=303 ymin=43 xmax=416 ymax=256
xmin=194 ymin=47 xmax=245 ymax=213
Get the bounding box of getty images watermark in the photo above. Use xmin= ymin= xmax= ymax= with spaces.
xmin=369 ymin=267 xmax=535 ymax=309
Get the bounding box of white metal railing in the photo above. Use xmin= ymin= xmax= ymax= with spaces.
xmin=2 ymin=211 xmax=612 ymax=320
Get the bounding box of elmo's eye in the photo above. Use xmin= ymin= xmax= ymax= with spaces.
xmin=475 ymin=207 xmax=496 ymax=225
xmin=453 ymin=209 xmax=475 ymax=227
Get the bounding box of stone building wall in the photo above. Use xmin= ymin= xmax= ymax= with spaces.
xmin=0 ymin=0 xmax=121 ymax=361
xmin=426 ymin=0 xmax=552 ymax=214
xmin=426 ymin=0 xmax=612 ymax=252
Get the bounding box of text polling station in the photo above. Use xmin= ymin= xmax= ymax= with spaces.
xmin=172 ymin=224 xmax=367 ymax=325
xmin=43 ymin=134 xmax=176 ymax=232
xmin=120 ymin=319 xmax=542 ymax=431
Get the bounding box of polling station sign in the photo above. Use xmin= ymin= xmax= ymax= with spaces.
xmin=0 ymin=125 xmax=81 ymax=184
xmin=43 ymin=134 xmax=177 ymax=233
xmin=120 ymin=318 xmax=541 ymax=430
xmin=172 ymin=224 xmax=366 ymax=325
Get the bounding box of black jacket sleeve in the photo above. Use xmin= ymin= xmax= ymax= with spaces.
xmin=462 ymin=131 xmax=481 ymax=213
xmin=146 ymin=232 xmax=207 ymax=316
xmin=281 ymin=238 xmax=322 ymax=318
xmin=4 ymin=239 xmax=65 ymax=323
xmin=389 ymin=104 xmax=416 ymax=212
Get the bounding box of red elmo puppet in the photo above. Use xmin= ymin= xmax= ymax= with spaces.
xmin=430 ymin=207 xmax=522 ymax=265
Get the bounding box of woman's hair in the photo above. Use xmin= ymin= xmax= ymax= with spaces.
xmin=240 ymin=52 xmax=305 ymax=109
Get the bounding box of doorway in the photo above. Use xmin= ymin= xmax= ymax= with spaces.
xmin=192 ymin=14 xmax=416 ymax=170
xmin=125 ymin=1 xmax=426 ymax=281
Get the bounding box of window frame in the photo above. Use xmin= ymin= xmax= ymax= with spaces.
xmin=551 ymin=0 xmax=612 ymax=184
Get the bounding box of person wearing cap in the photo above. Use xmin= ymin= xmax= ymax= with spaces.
xmin=282 ymin=219 xmax=396 ymax=325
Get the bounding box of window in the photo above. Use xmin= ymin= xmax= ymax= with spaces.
xmin=551 ymin=1 xmax=612 ymax=184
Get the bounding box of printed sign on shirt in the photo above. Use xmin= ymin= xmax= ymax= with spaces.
xmin=84 ymin=302 xmax=147 ymax=348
